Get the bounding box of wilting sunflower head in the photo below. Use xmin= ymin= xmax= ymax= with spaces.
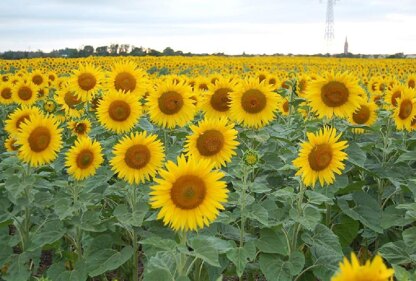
xmin=149 ymin=155 xmax=228 ymax=232
xmin=96 ymin=90 xmax=142 ymax=133
xmin=65 ymin=137 xmax=104 ymax=180
xmin=184 ymin=118 xmax=239 ymax=168
xmin=393 ymin=87 xmax=416 ymax=131
xmin=331 ymin=252 xmax=394 ymax=281
xmin=305 ymin=72 xmax=364 ymax=119
xmin=146 ymin=80 xmax=196 ymax=128
xmin=293 ymin=127 xmax=348 ymax=187
xmin=229 ymin=78 xmax=280 ymax=128
xmin=16 ymin=114 xmax=63 ymax=167
xmin=110 ymin=131 xmax=165 ymax=184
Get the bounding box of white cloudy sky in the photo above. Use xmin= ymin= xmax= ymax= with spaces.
xmin=0 ymin=0 xmax=415 ymax=54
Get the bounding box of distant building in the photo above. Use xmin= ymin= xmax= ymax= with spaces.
xmin=344 ymin=37 xmax=348 ymax=55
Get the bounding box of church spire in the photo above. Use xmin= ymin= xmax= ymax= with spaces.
xmin=344 ymin=37 xmax=349 ymax=55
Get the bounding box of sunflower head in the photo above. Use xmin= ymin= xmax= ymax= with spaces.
xmin=0 ymin=82 xmax=14 ymax=105
xmin=149 ymin=155 xmax=228 ymax=232
xmin=65 ymin=137 xmax=104 ymax=180
xmin=16 ymin=114 xmax=63 ymax=167
xmin=293 ymin=127 xmax=348 ymax=187
xmin=331 ymin=252 xmax=394 ymax=281
xmin=70 ymin=63 xmax=104 ymax=102
xmin=393 ymin=88 xmax=416 ymax=131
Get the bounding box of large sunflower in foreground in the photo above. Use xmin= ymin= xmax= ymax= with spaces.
xmin=348 ymin=100 xmax=378 ymax=134
xmin=110 ymin=131 xmax=164 ymax=184
xmin=331 ymin=252 xmax=394 ymax=281
xmin=184 ymin=118 xmax=239 ymax=168
xmin=70 ymin=63 xmax=104 ymax=101
xmin=5 ymin=106 xmax=43 ymax=136
xmin=16 ymin=114 xmax=63 ymax=167
xmin=13 ymin=80 xmax=39 ymax=106
xmin=0 ymin=82 xmax=14 ymax=105
xmin=393 ymin=87 xmax=416 ymax=131
xmin=229 ymin=78 xmax=280 ymax=128
xmin=146 ymin=80 xmax=196 ymax=128
xmin=107 ymin=61 xmax=148 ymax=97
xmin=65 ymin=137 xmax=104 ymax=180
xmin=305 ymin=72 xmax=363 ymax=119
xmin=201 ymin=77 xmax=238 ymax=119
xmin=149 ymin=155 xmax=228 ymax=232
xmin=293 ymin=127 xmax=348 ymax=187
xmin=96 ymin=90 xmax=142 ymax=133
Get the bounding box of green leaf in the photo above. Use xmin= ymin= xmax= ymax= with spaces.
xmin=27 ymin=220 xmax=65 ymax=251
xmin=141 ymin=236 xmax=177 ymax=252
xmin=301 ymin=224 xmax=343 ymax=280
xmin=144 ymin=251 xmax=175 ymax=281
xmin=381 ymin=206 xmax=413 ymax=229
xmin=247 ymin=203 xmax=269 ymax=226
xmin=86 ymin=246 xmax=134 ymax=277
xmin=259 ymin=251 xmax=305 ymax=281
xmin=256 ymin=227 xmax=288 ymax=255
xmin=305 ymin=190 xmax=333 ymax=205
xmin=226 ymin=241 xmax=256 ymax=277
xmin=346 ymin=142 xmax=367 ymax=169
xmin=2 ymin=253 xmax=32 ymax=281
xmin=338 ymin=192 xmax=383 ymax=233
xmin=189 ymin=237 xmax=220 ymax=267
xmin=395 ymin=149 xmax=416 ymax=163
xmin=190 ymin=235 xmax=233 ymax=254
xmin=332 ymin=215 xmax=359 ymax=248
xmin=47 ymin=260 xmax=87 ymax=281
xmin=379 ymin=241 xmax=415 ymax=265
xmin=289 ymin=204 xmax=322 ymax=231
xmin=392 ymin=264 xmax=416 ymax=281
xmin=403 ymin=227 xmax=416 ymax=251
xmin=113 ymin=202 xmax=149 ymax=227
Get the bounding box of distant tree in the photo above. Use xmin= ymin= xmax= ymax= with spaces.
xmin=163 ymin=47 xmax=175 ymax=56
xmin=130 ymin=46 xmax=145 ymax=56
xmin=109 ymin=44 xmax=119 ymax=55
xmin=96 ymin=46 xmax=109 ymax=56
xmin=119 ymin=44 xmax=130 ymax=55
xmin=147 ymin=49 xmax=161 ymax=56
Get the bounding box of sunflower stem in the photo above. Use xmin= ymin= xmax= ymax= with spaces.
xmin=239 ymin=164 xmax=250 ymax=249
xmin=177 ymin=231 xmax=188 ymax=278
xmin=132 ymin=230 xmax=139 ymax=281
xmin=21 ymin=164 xmax=33 ymax=251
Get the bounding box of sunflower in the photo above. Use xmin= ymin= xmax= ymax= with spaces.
xmin=70 ymin=63 xmax=103 ymax=101
xmin=146 ymin=80 xmax=196 ymax=128
xmin=384 ymin=84 xmax=406 ymax=109
xmin=16 ymin=114 xmax=63 ymax=167
xmin=348 ymin=100 xmax=378 ymax=133
xmin=5 ymin=106 xmax=43 ymax=136
xmin=30 ymin=71 xmax=47 ymax=88
xmin=149 ymin=155 xmax=228 ymax=231
xmin=407 ymin=74 xmax=416 ymax=89
xmin=201 ymin=77 xmax=238 ymax=119
xmin=65 ymin=137 xmax=104 ymax=180
xmin=305 ymin=72 xmax=363 ymax=119
xmin=184 ymin=118 xmax=239 ymax=168
xmin=331 ymin=252 xmax=394 ymax=281
xmin=393 ymin=87 xmax=416 ymax=131
xmin=96 ymin=90 xmax=142 ymax=133
xmin=13 ymin=80 xmax=39 ymax=106
xmin=0 ymin=82 xmax=14 ymax=105
xmin=229 ymin=78 xmax=280 ymax=128
xmin=293 ymin=127 xmax=348 ymax=187
xmin=43 ymin=99 xmax=57 ymax=113
xmin=69 ymin=119 xmax=91 ymax=138
xmin=4 ymin=136 xmax=20 ymax=152
xmin=278 ymin=97 xmax=290 ymax=116
xmin=296 ymin=74 xmax=310 ymax=97
xmin=110 ymin=131 xmax=164 ymax=184
xmin=55 ymin=86 xmax=83 ymax=118
xmin=107 ymin=61 xmax=148 ymax=97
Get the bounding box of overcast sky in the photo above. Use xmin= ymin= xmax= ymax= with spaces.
xmin=0 ymin=0 xmax=415 ymax=55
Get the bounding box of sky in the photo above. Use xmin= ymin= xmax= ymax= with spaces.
xmin=0 ymin=0 xmax=415 ymax=55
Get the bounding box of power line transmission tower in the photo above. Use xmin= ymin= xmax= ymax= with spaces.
xmin=324 ymin=0 xmax=335 ymax=41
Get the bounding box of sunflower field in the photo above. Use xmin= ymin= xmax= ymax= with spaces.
xmin=0 ymin=56 xmax=416 ymax=281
